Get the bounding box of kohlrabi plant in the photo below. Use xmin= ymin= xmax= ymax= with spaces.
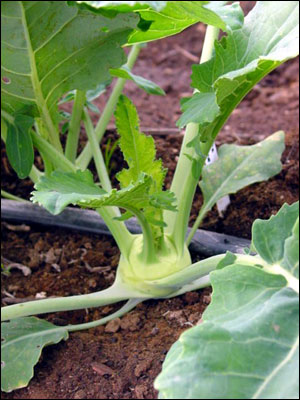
xmin=1 ymin=0 xmax=299 ymax=395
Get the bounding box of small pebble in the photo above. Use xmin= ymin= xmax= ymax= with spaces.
xmin=74 ymin=389 xmax=87 ymax=399
xmin=150 ymin=327 xmax=159 ymax=336
xmin=166 ymin=310 xmax=187 ymax=325
xmin=105 ymin=318 xmax=121 ymax=333
xmin=120 ymin=313 xmax=141 ymax=331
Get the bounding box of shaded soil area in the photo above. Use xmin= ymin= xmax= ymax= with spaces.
xmin=1 ymin=2 xmax=299 ymax=399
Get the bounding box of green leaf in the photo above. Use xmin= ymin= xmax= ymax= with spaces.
xmin=177 ymin=1 xmax=299 ymax=142
xmin=31 ymin=170 xmax=158 ymax=215
xmin=1 ymin=118 xmax=8 ymax=141
xmin=1 ymin=317 xmax=68 ymax=393
xmin=178 ymin=92 xmax=220 ymax=129
xmin=59 ymin=80 xmax=112 ymax=105
xmin=199 ymin=131 xmax=285 ymax=218
xmin=73 ymin=1 xmax=167 ymax=13
xmin=282 ymin=218 xmax=299 ymax=279
xmin=216 ymin=251 xmax=237 ymax=270
xmin=115 ymin=95 xmax=177 ymax=237
xmin=204 ymin=1 xmax=244 ymax=31
xmin=6 ymin=114 xmax=34 ymax=179
xmin=86 ymin=100 xmax=100 ymax=114
xmin=110 ymin=66 xmax=165 ymax=95
xmin=61 ymin=121 xmax=69 ymax=135
xmin=114 ymin=210 xmax=134 ymax=221
xmin=128 ymin=1 xmax=244 ymax=44
xmin=155 ymin=265 xmax=299 ymax=399
xmin=1 ymin=1 xmax=138 ymax=124
xmin=252 ymin=202 xmax=299 ymax=276
xmin=115 ymin=95 xmax=166 ymax=191
xmin=74 ymin=1 xmax=243 ymax=44
xmin=86 ymin=79 xmax=112 ymax=101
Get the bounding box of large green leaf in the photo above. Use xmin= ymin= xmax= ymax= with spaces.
xmin=155 ymin=265 xmax=299 ymax=399
xmin=110 ymin=66 xmax=165 ymax=95
xmin=177 ymin=1 xmax=299 ymax=142
xmin=252 ymin=202 xmax=299 ymax=278
xmin=199 ymin=131 xmax=285 ymax=220
xmin=6 ymin=114 xmax=34 ymax=178
xmin=128 ymin=1 xmax=244 ymax=43
xmin=75 ymin=1 xmax=244 ymax=44
xmin=73 ymin=1 xmax=167 ymax=13
xmin=1 ymin=317 xmax=68 ymax=393
xmin=1 ymin=1 xmax=138 ymax=125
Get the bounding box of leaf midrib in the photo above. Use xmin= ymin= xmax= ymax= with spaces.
xmin=19 ymin=1 xmax=61 ymax=151
xmin=2 ymin=326 xmax=67 ymax=349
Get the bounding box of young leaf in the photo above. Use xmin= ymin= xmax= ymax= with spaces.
xmin=110 ymin=66 xmax=165 ymax=96
xmin=114 ymin=95 xmax=176 ymax=237
xmin=199 ymin=131 xmax=285 ymax=220
xmin=1 ymin=1 xmax=138 ymax=124
xmin=155 ymin=265 xmax=299 ymax=399
xmin=252 ymin=201 xmax=299 ymax=277
xmin=115 ymin=95 xmax=166 ymax=191
xmin=6 ymin=115 xmax=34 ymax=179
xmin=86 ymin=100 xmax=100 ymax=114
xmin=86 ymin=79 xmax=113 ymax=102
xmin=1 ymin=317 xmax=68 ymax=393
xmin=31 ymin=170 xmax=156 ymax=215
xmin=177 ymin=1 xmax=299 ymax=143
xmin=59 ymin=80 xmax=112 ymax=105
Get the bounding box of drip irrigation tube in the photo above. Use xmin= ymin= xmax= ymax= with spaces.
xmin=1 ymin=199 xmax=250 ymax=256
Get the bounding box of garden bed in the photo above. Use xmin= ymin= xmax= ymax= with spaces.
xmin=1 ymin=6 xmax=299 ymax=400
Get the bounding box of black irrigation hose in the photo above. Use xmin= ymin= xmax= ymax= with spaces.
xmin=1 ymin=199 xmax=251 ymax=256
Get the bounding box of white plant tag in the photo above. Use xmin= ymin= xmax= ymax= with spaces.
xmin=205 ymin=143 xmax=231 ymax=216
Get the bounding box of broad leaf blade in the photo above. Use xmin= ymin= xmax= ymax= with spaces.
xmin=178 ymin=92 xmax=219 ymax=128
xmin=252 ymin=202 xmax=299 ymax=275
xmin=155 ymin=265 xmax=299 ymax=399
xmin=199 ymin=131 xmax=285 ymax=217
xmin=6 ymin=115 xmax=34 ymax=179
xmin=1 ymin=1 xmax=138 ymax=123
xmin=31 ymin=170 xmax=156 ymax=215
xmin=205 ymin=1 xmax=244 ymax=31
xmin=178 ymin=1 xmax=299 ymax=142
xmin=75 ymin=1 xmax=244 ymax=43
xmin=73 ymin=1 xmax=167 ymax=12
xmin=1 ymin=317 xmax=68 ymax=393
xmin=110 ymin=66 xmax=165 ymax=95
xmin=128 ymin=1 xmax=244 ymax=44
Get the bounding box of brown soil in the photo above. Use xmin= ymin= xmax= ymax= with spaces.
xmin=1 ymin=2 xmax=299 ymax=398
